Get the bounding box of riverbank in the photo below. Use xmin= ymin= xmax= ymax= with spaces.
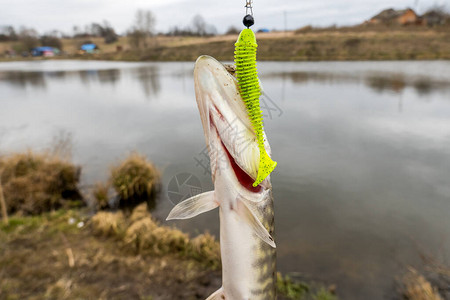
xmin=2 ymin=204 xmax=448 ymax=300
xmin=0 ymin=150 xmax=336 ymax=299
xmin=0 ymin=205 xmax=338 ymax=300
xmin=0 ymin=207 xmax=221 ymax=299
xmin=1 ymin=27 xmax=450 ymax=62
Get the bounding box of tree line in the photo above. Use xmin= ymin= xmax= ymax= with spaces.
xmin=0 ymin=9 xmax=227 ymax=53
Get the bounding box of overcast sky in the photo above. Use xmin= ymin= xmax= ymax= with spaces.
xmin=0 ymin=0 xmax=448 ymax=35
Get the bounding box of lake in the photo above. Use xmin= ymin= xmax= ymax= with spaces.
xmin=1 ymin=59 xmax=449 ymax=299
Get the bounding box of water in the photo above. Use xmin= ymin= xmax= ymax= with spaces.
xmin=1 ymin=60 xmax=450 ymax=299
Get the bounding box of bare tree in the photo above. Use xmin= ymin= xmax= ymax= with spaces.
xmin=18 ymin=27 xmax=39 ymax=51
xmin=136 ymin=9 xmax=156 ymax=36
xmin=128 ymin=29 xmax=146 ymax=49
xmin=192 ymin=14 xmax=207 ymax=36
xmin=205 ymin=24 xmax=218 ymax=36
xmin=41 ymin=30 xmax=63 ymax=49
xmin=102 ymin=20 xmax=118 ymax=44
xmin=0 ymin=26 xmax=18 ymax=41
xmin=225 ymin=26 xmax=240 ymax=35
xmin=423 ymin=4 xmax=450 ymax=26
xmin=73 ymin=25 xmax=80 ymax=37
xmin=128 ymin=9 xmax=156 ymax=49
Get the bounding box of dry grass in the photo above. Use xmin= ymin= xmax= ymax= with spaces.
xmin=125 ymin=218 xmax=189 ymax=254
xmin=0 ymin=151 xmax=81 ymax=215
xmin=92 ymin=182 xmax=110 ymax=210
xmin=93 ymin=29 xmax=450 ymax=62
xmin=90 ymin=211 xmax=126 ymax=237
xmin=419 ymin=252 xmax=450 ymax=300
xmin=123 ymin=203 xmax=220 ymax=269
xmin=0 ymin=209 xmax=221 ymax=300
xmin=128 ymin=200 xmax=152 ymax=223
xmin=402 ymin=267 xmax=443 ymax=300
xmin=2 ymin=27 xmax=450 ymax=62
xmin=276 ymin=272 xmax=338 ymax=300
xmin=110 ymin=152 xmax=160 ymax=207
xmin=0 ymin=175 xmax=8 ymax=224
xmin=91 ymin=203 xmax=221 ymax=269
xmin=190 ymin=233 xmax=221 ymax=269
xmin=1 ymin=205 xmax=335 ymax=299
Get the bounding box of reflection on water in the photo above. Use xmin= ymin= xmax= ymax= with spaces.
xmin=263 ymin=70 xmax=450 ymax=96
xmin=0 ymin=65 xmax=160 ymax=98
xmin=136 ymin=66 xmax=160 ymax=98
xmin=2 ymin=60 xmax=449 ymax=98
xmin=1 ymin=60 xmax=450 ymax=300
xmin=0 ymin=71 xmax=47 ymax=89
xmin=366 ymin=75 xmax=407 ymax=93
xmin=97 ymin=69 xmax=121 ymax=85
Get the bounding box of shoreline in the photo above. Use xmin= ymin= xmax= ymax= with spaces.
xmin=0 ymin=204 xmax=337 ymax=300
xmin=1 ymin=29 xmax=450 ymax=63
xmin=0 ymin=150 xmax=337 ymax=299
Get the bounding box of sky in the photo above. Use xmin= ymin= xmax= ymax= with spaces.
xmin=0 ymin=0 xmax=448 ymax=35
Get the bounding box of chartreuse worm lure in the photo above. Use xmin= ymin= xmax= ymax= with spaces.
xmin=234 ymin=28 xmax=277 ymax=187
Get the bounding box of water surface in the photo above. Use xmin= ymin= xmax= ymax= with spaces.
xmin=1 ymin=60 xmax=450 ymax=300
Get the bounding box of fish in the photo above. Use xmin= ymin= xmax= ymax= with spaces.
xmin=167 ymin=55 xmax=276 ymax=300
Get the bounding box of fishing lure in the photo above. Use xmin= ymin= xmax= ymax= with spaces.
xmin=234 ymin=27 xmax=277 ymax=187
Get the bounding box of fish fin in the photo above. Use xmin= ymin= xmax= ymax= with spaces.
xmin=206 ymin=287 xmax=224 ymax=300
xmin=166 ymin=191 xmax=218 ymax=220
xmin=237 ymin=195 xmax=276 ymax=248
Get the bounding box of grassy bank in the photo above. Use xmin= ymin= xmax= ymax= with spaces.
xmin=0 ymin=206 xmax=337 ymax=300
xmin=0 ymin=151 xmax=82 ymax=216
xmin=0 ymin=208 xmax=221 ymax=300
xmin=3 ymin=206 xmax=449 ymax=300
xmin=101 ymin=30 xmax=450 ymax=62
xmin=2 ymin=28 xmax=450 ymax=62
xmin=1 ymin=149 xmax=448 ymax=299
xmin=0 ymin=149 xmax=336 ymax=299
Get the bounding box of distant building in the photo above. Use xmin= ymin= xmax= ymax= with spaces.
xmin=31 ymin=46 xmax=59 ymax=57
xmin=369 ymin=8 xmax=422 ymax=25
xmin=80 ymin=43 xmax=98 ymax=54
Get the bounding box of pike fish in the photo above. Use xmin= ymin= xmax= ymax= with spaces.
xmin=167 ymin=55 xmax=276 ymax=300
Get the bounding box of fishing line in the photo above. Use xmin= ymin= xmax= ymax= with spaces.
xmin=245 ymin=0 xmax=254 ymax=17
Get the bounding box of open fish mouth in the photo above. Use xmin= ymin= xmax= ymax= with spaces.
xmin=208 ymin=103 xmax=262 ymax=193
xmin=194 ymin=55 xmax=271 ymax=190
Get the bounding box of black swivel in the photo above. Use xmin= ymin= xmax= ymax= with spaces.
xmin=243 ymin=14 xmax=254 ymax=28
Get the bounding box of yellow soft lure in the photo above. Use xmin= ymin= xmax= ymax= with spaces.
xmin=234 ymin=28 xmax=277 ymax=187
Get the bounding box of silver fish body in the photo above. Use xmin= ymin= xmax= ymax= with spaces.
xmin=167 ymin=55 xmax=276 ymax=300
